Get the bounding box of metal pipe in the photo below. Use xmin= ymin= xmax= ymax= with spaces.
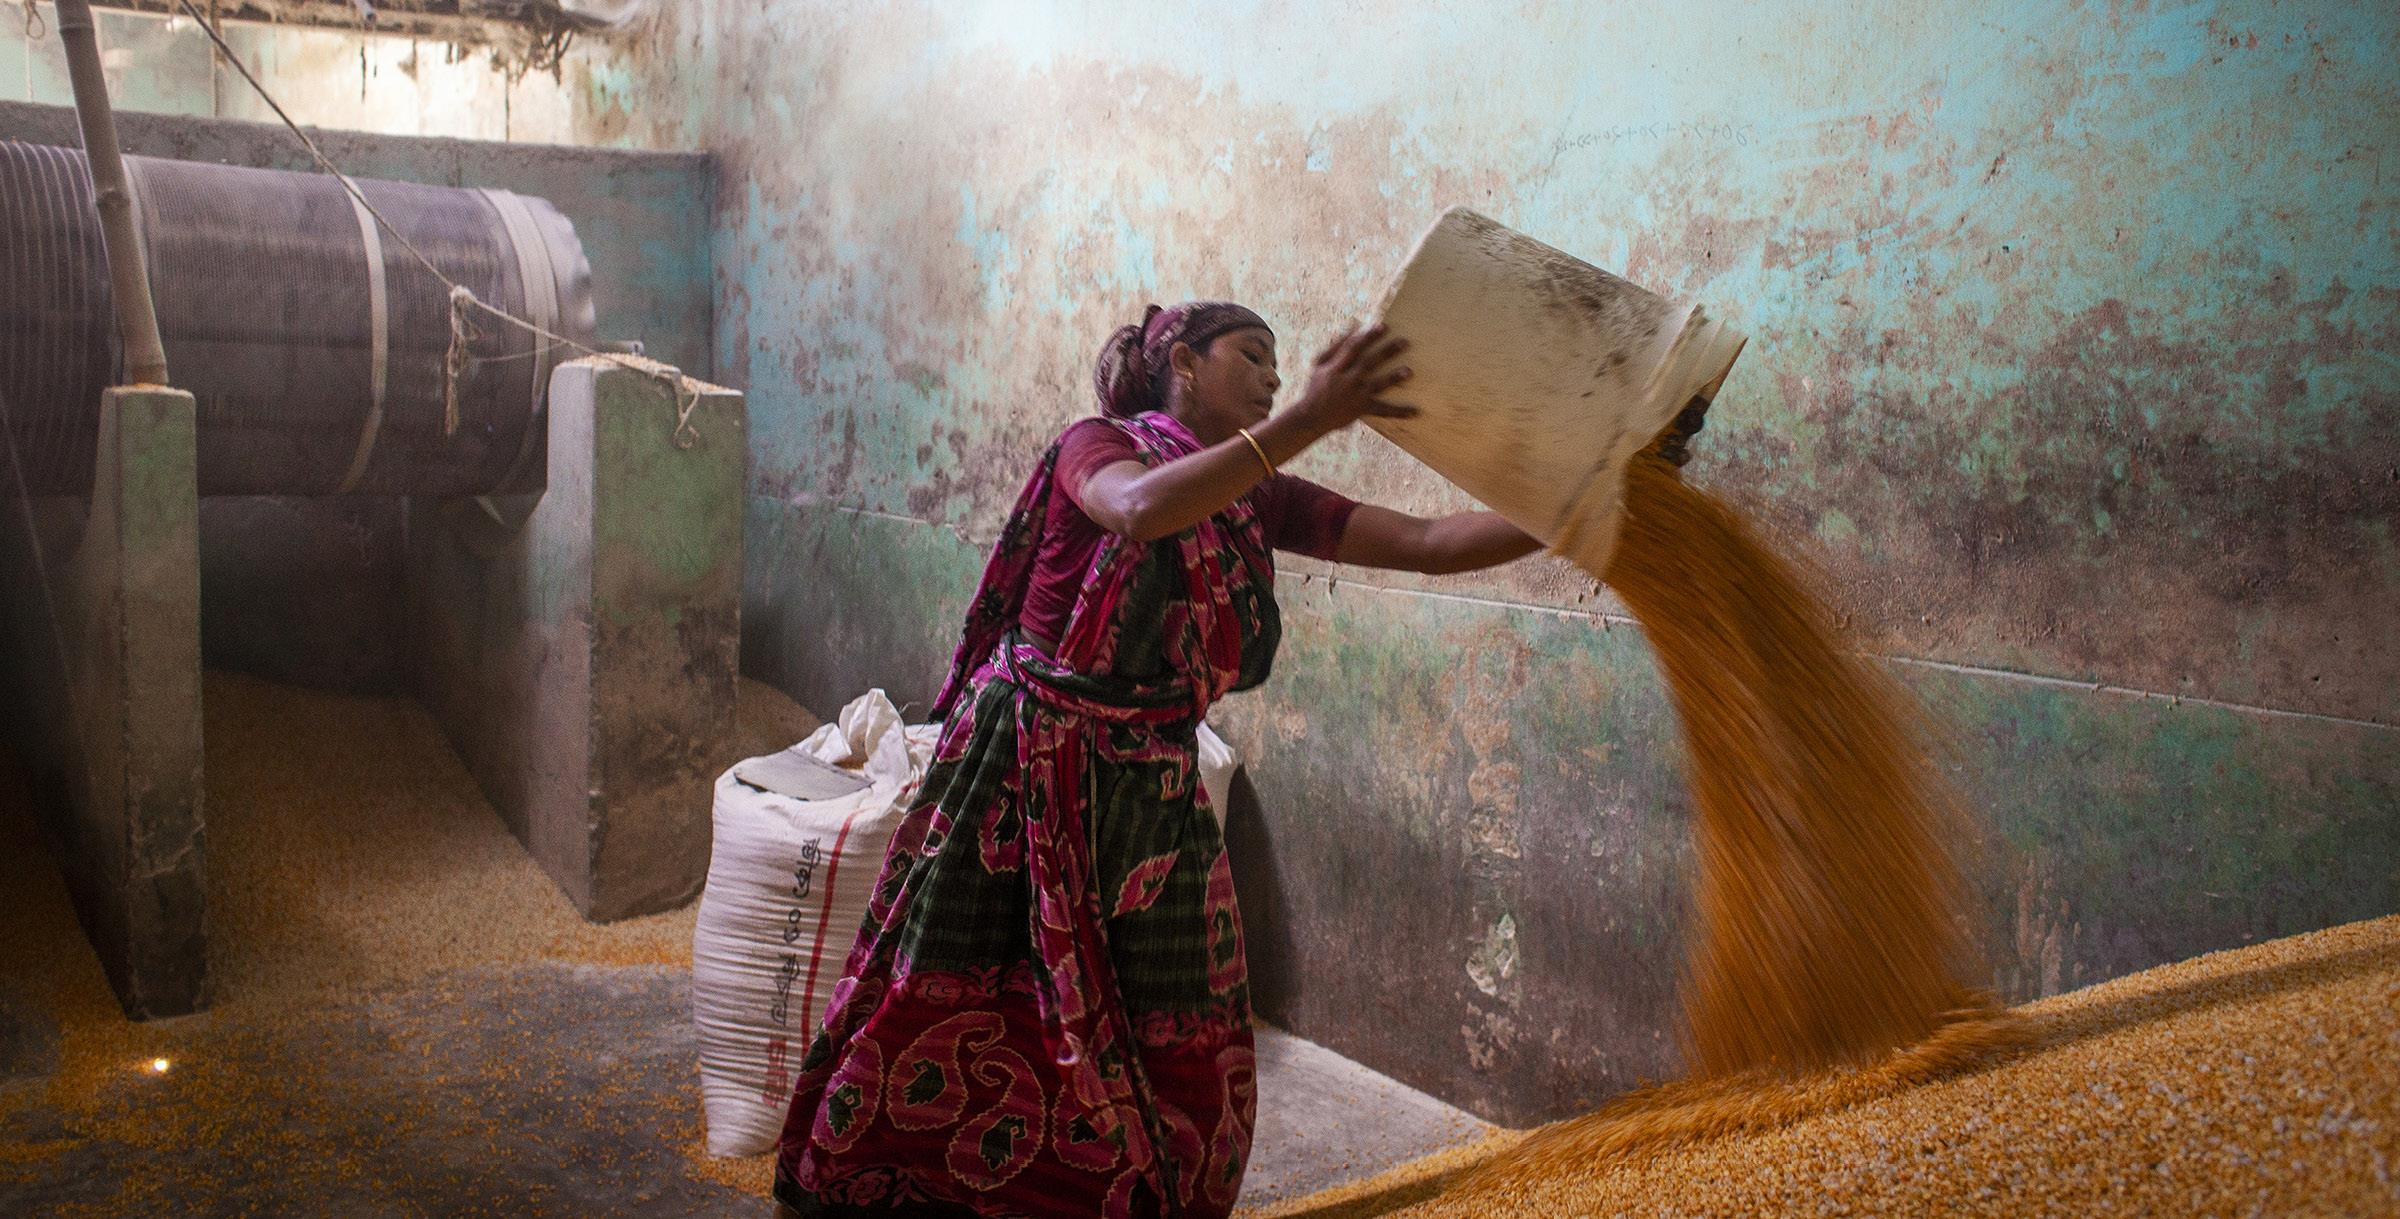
xmin=52 ymin=0 xmax=169 ymax=387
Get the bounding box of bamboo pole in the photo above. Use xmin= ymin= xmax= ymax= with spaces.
xmin=53 ymin=0 xmax=170 ymax=386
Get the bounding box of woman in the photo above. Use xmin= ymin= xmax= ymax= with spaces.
xmin=774 ymin=303 xmax=1541 ymax=1218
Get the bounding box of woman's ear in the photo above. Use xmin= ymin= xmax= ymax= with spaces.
xmin=1167 ymin=340 xmax=1200 ymax=380
xmin=1163 ymin=340 xmax=1202 ymax=403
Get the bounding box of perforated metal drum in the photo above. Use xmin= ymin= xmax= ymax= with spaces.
xmin=0 ymin=140 xmax=594 ymax=496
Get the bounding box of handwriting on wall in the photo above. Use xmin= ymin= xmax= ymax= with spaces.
xmin=1558 ymin=120 xmax=1762 ymax=151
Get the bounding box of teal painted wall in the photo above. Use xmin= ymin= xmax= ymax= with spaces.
xmin=650 ymin=2 xmax=2399 ymax=1121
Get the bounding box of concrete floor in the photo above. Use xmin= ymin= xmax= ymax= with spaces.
xmin=1244 ymin=1028 xmax=1491 ymax=1211
xmin=2 ymin=964 xmax=755 ymax=1216
xmin=0 ymin=675 xmax=1489 ymax=1216
xmin=0 ymin=964 xmax=1484 ymax=1216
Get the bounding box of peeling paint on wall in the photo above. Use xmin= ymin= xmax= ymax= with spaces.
xmin=0 ymin=5 xmax=655 ymax=146
xmin=605 ymin=0 xmax=2394 ymax=1122
xmin=627 ymin=0 xmax=2398 ymax=721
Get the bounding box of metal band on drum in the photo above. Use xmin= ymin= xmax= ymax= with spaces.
xmin=481 ymin=187 xmax=562 ymax=493
xmin=334 ymin=185 xmax=391 ymax=496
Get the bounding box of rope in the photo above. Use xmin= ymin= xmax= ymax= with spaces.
xmin=672 ymin=382 xmax=700 ymax=448
xmin=21 ymin=1 xmax=42 ymax=39
xmin=171 ymin=0 xmax=706 ymax=450
xmin=444 ymin=284 xmax=477 ymax=437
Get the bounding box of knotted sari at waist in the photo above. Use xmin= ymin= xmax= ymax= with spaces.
xmin=980 ymin=636 xmax=1200 ymax=726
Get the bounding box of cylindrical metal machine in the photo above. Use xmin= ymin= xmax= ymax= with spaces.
xmin=0 ymin=141 xmax=594 ymax=496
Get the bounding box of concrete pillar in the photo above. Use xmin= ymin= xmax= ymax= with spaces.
xmin=410 ymin=358 xmax=743 ymax=921
xmin=0 ymin=387 xmax=206 ymax=1018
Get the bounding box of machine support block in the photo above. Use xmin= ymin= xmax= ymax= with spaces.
xmin=0 ymin=387 xmax=206 ymax=1018
xmin=411 ymin=359 xmax=743 ymax=921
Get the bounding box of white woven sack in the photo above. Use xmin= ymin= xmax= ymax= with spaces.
xmin=691 ymin=690 xmax=932 ymax=1157
xmin=692 ymin=695 xmax=1238 ymax=1156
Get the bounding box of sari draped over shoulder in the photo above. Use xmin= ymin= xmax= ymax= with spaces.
xmin=774 ymin=410 xmax=1279 ymax=1219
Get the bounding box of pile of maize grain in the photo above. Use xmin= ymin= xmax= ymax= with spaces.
xmin=198 ymin=670 xmax=816 ymax=1002
xmin=1255 ymin=914 xmax=2399 ymax=1217
xmin=0 ymin=672 xmax=818 ymax=1212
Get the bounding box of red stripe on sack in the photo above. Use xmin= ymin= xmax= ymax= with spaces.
xmin=796 ymin=792 xmax=877 ymax=1037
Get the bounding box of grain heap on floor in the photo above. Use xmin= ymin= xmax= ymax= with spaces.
xmin=1260 ymin=915 xmax=2400 ymax=1217
xmin=0 ymin=672 xmax=818 ymax=1215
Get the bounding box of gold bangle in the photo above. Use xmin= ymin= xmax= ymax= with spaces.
xmin=1235 ymin=427 xmax=1277 ymax=479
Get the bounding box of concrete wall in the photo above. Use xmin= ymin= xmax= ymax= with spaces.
xmin=0 ymin=3 xmax=641 ymax=146
xmin=0 ymin=100 xmax=714 ymax=692
xmin=409 ymin=361 xmax=744 ymax=922
xmin=628 ymin=1 xmax=2399 ymax=1125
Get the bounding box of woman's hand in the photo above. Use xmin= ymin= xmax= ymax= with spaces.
xmin=1079 ymin=322 xmax=1421 ymax=544
xmin=1280 ymin=322 xmax=1419 ymax=440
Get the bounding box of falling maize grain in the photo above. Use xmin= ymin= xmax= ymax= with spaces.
xmin=1605 ymin=452 xmax=2004 ymax=1078
xmin=1465 ymin=449 xmax=2020 ymax=1193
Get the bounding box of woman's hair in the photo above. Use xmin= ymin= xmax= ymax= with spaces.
xmin=1093 ymin=301 xmax=1272 ymax=417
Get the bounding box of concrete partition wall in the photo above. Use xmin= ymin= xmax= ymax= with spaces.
xmin=0 ymin=389 xmax=205 ymax=1019
xmin=409 ymin=360 xmax=744 ymax=921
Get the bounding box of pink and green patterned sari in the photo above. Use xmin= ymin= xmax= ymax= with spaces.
xmin=774 ymin=410 xmax=1277 ymax=1218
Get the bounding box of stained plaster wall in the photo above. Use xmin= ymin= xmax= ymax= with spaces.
xmin=0 ymin=99 xmax=712 ymax=691
xmin=608 ymin=0 xmax=2400 ymax=1125
xmin=32 ymin=1 xmax=2382 ymax=1123
xmin=0 ymin=4 xmax=636 ymax=146
xmin=627 ymin=0 xmax=2400 ymax=1125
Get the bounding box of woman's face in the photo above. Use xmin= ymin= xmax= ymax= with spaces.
xmin=1170 ymin=326 xmax=1281 ymax=432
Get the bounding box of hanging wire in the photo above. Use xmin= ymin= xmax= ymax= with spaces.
xmin=170 ymin=0 xmax=706 ymax=450
xmin=0 ymin=387 xmax=75 ymax=691
xmin=21 ymin=0 xmax=43 ymax=39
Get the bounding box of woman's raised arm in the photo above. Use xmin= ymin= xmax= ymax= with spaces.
xmin=1081 ymin=323 xmax=1415 ymax=541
